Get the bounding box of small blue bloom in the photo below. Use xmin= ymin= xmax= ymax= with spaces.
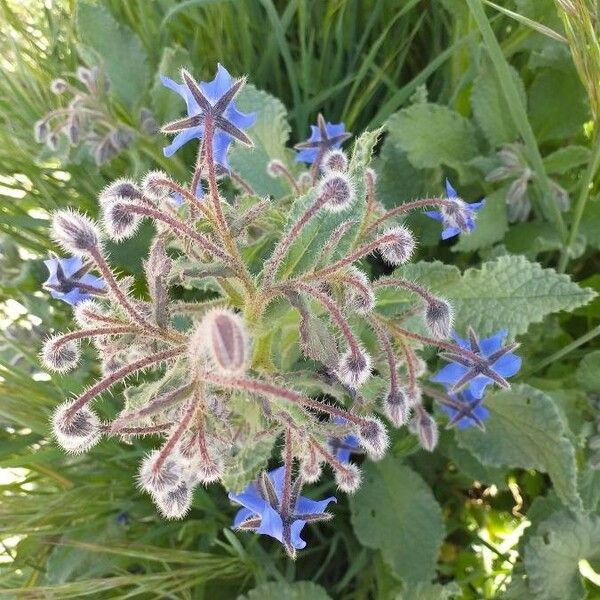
xmin=329 ymin=416 xmax=360 ymax=463
xmin=160 ymin=64 xmax=256 ymax=168
xmin=440 ymin=388 xmax=489 ymax=430
xmin=431 ymin=328 xmax=521 ymax=399
xmin=229 ymin=467 xmax=335 ymax=554
xmin=43 ymin=255 xmax=105 ymax=306
xmin=295 ymin=114 xmax=352 ymax=164
xmin=425 ymin=179 xmax=485 ymax=239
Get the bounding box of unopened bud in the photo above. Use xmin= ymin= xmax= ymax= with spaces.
xmin=383 ymin=387 xmax=410 ymax=427
xmin=318 ymin=173 xmax=354 ymax=212
xmin=155 ymin=481 xmax=193 ymax=519
xmin=424 ymin=298 xmax=453 ymax=339
xmin=34 ymin=119 xmax=48 ymax=143
xmin=138 ymin=450 xmax=182 ymax=496
xmin=322 ymin=149 xmax=348 ymax=173
xmin=299 ymin=453 xmax=322 ymax=484
xmin=73 ymin=299 xmax=106 ymax=328
xmin=414 ymin=408 xmax=438 ymax=452
xmin=76 ymin=66 xmax=94 ymax=87
xmin=52 ymin=402 xmax=101 ymax=454
xmin=345 ymin=268 xmax=375 ymax=314
xmin=99 ymin=179 xmax=143 ymax=206
xmin=47 ymin=132 xmax=59 ymax=151
xmin=357 ymin=417 xmax=389 ymax=460
xmin=335 ymin=463 xmax=361 ymax=493
xmin=266 ymin=159 xmax=286 ymax=178
xmin=103 ymin=201 xmax=141 ymax=241
xmin=42 ymin=335 xmax=80 ymax=372
xmin=142 ymin=171 xmax=169 ymax=201
xmin=297 ymin=172 xmax=312 ymax=190
xmin=50 ymin=78 xmax=68 ymax=94
xmin=337 ymin=348 xmax=372 ymax=389
xmin=379 ymin=226 xmax=415 ymax=265
xmin=52 ymin=210 xmax=100 ymax=255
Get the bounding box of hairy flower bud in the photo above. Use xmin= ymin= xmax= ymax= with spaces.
xmin=266 ymin=159 xmax=286 ymax=178
xmin=50 ymin=78 xmax=68 ymax=94
xmin=424 ymin=298 xmax=453 ymax=339
xmin=356 ymin=417 xmax=389 ymax=460
xmin=345 ymin=268 xmax=375 ymax=314
xmin=73 ymin=299 xmax=106 ymax=328
xmin=142 ymin=170 xmax=169 ymax=201
xmin=99 ymin=179 xmax=143 ymax=207
xmin=322 ymin=149 xmax=348 ymax=173
xmin=379 ymin=226 xmax=415 ymax=265
xmin=337 ymin=348 xmax=372 ymax=389
xmin=335 ymin=463 xmax=361 ymax=493
xmin=67 ymin=115 xmax=80 ymax=146
xmin=317 ymin=173 xmax=354 ymax=212
xmin=138 ymin=450 xmax=182 ymax=496
xmin=191 ymin=309 xmax=249 ymax=375
xmin=155 ymin=481 xmax=193 ymax=519
xmin=34 ymin=119 xmax=48 ymax=143
xmin=414 ymin=408 xmax=438 ymax=452
xmin=299 ymin=453 xmax=322 ymax=484
xmin=52 ymin=210 xmax=100 ymax=255
xmin=103 ymin=201 xmax=141 ymax=241
xmin=383 ymin=387 xmax=410 ymax=427
xmin=52 ymin=402 xmax=101 ymax=454
xmin=42 ymin=335 xmax=80 ymax=372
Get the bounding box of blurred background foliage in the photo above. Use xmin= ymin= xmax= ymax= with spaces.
xmin=1 ymin=0 xmax=600 ymax=598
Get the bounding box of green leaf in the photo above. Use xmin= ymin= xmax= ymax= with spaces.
xmin=452 ymin=187 xmax=508 ymax=252
xmin=457 ymin=384 xmax=580 ymax=507
xmin=150 ymin=46 xmax=192 ymax=122
xmin=221 ymin=437 xmax=274 ymax=494
xmin=385 ymin=103 xmax=480 ymax=177
xmin=471 ymin=64 xmax=525 ymax=146
xmin=543 ymin=146 xmax=591 ymax=175
xmin=76 ymin=1 xmax=150 ymax=106
xmin=387 ymin=255 xmax=596 ymax=337
xmin=229 ymin=84 xmax=293 ymax=198
xmin=237 ymin=582 xmax=332 ymax=600
xmin=350 ymin=458 xmax=444 ymax=583
xmin=576 ymin=350 xmax=600 ymax=393
xmin=397 ymin=582 xmax=461 ymax=600
xmin=580 ymin=200 xmax=600 ymax=250
xmin=524 ymin=510 xmax=600 ymax=600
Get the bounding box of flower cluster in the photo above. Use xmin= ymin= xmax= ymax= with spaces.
xmin=40 ymin=65 xmax=520 ymax=557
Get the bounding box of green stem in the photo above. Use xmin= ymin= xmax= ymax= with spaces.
xmin=558 ymin=133 xmax=600 ymax=272
xmin=466 ymin=0 xmax=567 ymax=242
xmin=528 ymin=324 xmax=600 ymax=375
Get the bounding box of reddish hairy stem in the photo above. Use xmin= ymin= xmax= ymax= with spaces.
xmin=65 ymin=346 xmax=185 ymax=417
xmin=309 ymin=436 xmax=355 ymax=477
xmin=281 ymin=427 xmax=294 ymax=519
xmin=153 ymin=177 xmax=212 ymax=219
xmin=52 ymin=326 xmax=138 ymax=347
xmin=374 ymin=277 xmax=437 ymax=304
xmin=203 ymin=116 xmax=229 ymax=237
xmin=367 ymin=316 xmax=400 ymax=393
xmin=105 ymin=423 xmax=173 ymax=436
xmin=270 ymin=162 xmax=300 ymax=194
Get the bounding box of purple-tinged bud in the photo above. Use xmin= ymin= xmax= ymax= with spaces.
xmin=99 ymin=179 xmax=143 ymax=207
xmin=379 ymin=226 xmax=416 ymax=265
xmin=50 ymin=78 xmax=68 ymax=94
xmin=197 ymin=457 xmax=224 ymax=484
xmin=424 ymin=298 xmax=453 ymax=339
xmin=142 ymin=170 xmax=169 ymax=201
xmin=155 ymin=482 xmax=192 ymax=519
xmin=52 ymin=402 xmax=101 ymax=454
xmin=345 ymin=268 xmax=375 ymax=314
xmin=139 ymin=107 xmax=158 ymax=134
xmin=551 ymin=180 xmax=570 ymax=211
xmin=317 ymin=173 xmax=354 ymax=212
xmin=191 ymin=309 xmax=250 ymax=375
xmin=34 ymin=119 xmax=48 ymax=143
xmin=52 ymin=210 xmax=100 ymax=256
xmin=357 ymin=417 xmax=389 ymax=460
xmin=335 ymin=463 xmax=361 ymax=493
xmin=322 ymin=149 xmax=348 ymax=173
xmin=383 ymin=387 xmax=410 ymax=427
xmin=67 ymin=115 xmax=80 ymax=146
xmin=365 ymin=168 xmax=377 ymax=186
xmin=103 ymin=201 xmax=141 ymax=241
xmin=266 ymin=159 xmax=286 ymax=178
xmin=485 ymin=166 xmax=512 ymax=182
xmin=42 ymin=335 xmax=80 ymax=372
xmin=73 ymin=299 xmax=106 ymax=328
xmin=414 ymin=408 xmax=438 ymax=452
xmin=337 ymin=348 xmax=372 ymax=389
xmin=299 ymin=454 xmax=322 ymax=484
xmin=47 ymin=132 xmax=59 ymax=151
xmin=138 ymin=450 xmax=182 ymax=496
xmin=76 ymin=66 xmax=94 ymax=87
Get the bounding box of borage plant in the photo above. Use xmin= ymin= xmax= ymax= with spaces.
xmin=40 ymin=65 xmax=520 ymax=558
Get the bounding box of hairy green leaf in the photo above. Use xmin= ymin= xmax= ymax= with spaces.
xmin=238 ymin=582 xmax=332 ymax=600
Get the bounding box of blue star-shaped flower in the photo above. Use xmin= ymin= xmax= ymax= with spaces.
xmin=43 ymin=255 xmax=105 ymax=306
xmin=440 ymin=388 xmax=489 ymax=430
xmin=425 ymin=179 xmax=485 ymax=239
xmin=431 ymin=328 xmax=521 ymax=399
xmin=294 ymin=114 xmax=352 ymax=164
xmin=229 ymin=467 xmax=335 ymax=555
xmin=328 ymin=416 xmax=360 ymax=463
xmin=160 ymin=64 xmax=256 ymax=168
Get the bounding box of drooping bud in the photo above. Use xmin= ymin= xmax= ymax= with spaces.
xmin=317 ymin=173 xmax=354 ymax=212
xmin=197 ymin=457 xmax=224 ymax=484
xmin=378 ymin=226 xmax=415 ymax=265
xmin=76 ymin=66 xmax=94 ymax=89
xmin=42 ymin=335 xmax=80 ymax=372
xmin=103 ymin=201 xmax=141 ymax=241
xmin=266 ymin=159 xmax=286 ymax=178
xmin=299 ymin=449 xmax=322 ymax=484
xmin=414 ymin=407 xmax=438 ymax=452
xmin=191 ymin=309 xmax=249 ymax=375
xmin=345 ymin=268 xmax=375 ymax=314
xmin=356 ymin=417 xmax=389 ymax=460
xmin=297 ymin=172 xmax=312 ymax=190
xmin=155 ymin=481 xmax=193 ymax=519
xmin=50 ymin=78 xmax=68 ymax=94
xmin=47 ymin=132 xmax=59 ymax=151
xmin=424 ymin=298 xmax=453 ymax=339
xmin=73 ymin=299 xmax=106 ymax=328
xmin=52 ymin=402 xmax=101 ymax=454
xmin=99 ymin=179 xmax=143 ymax=207
xmin=141 ymin=170 xmax=169 ymax=201
xmin=34 ymin=119 xmax=48 ymax=143
xmin=52 ymin=210 xmax=100 ymax=256
xmin=335 ymin=463 xmax=361 ymax=493
xmin=67 ymin=114 xmax=80 ymax=146
xmin=337 ymin=347 xmax=372 ymax=388
xmin=322 ymin=149 xmax=348 ymax=173
xmin=138 ymin=449 xmax=182 ymax=496
xmin=383 ymin=386 xmax=410 ymax=427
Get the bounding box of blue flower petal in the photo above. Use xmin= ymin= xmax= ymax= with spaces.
xmin=479 ymin=332 xmax=505 ymax=356
xmin=233 ymin=507 xmax=255 ymax=528
xmin=228 ymin=490 xmax=269 ymax=516
xmin=492 ymin=352 xmax=522 ymax=378
xmin=431 ymin=362 xmax=469 ymax=386
xmin=256 ymin=505 xmax=285 ymax=543
xmin=289 ymin=519 xmax=307 ymax=549
xmin=295 ymin=495 xmax=336 ymax=516
xmin=445 ymin=178 xmax=458 ymax=199
xmin=424 ymin=210 xmax=443 ymax=222
xmin=441 ymin=226 xmax=461 ymax=239
xmin=468 ymin=375 xmax=492 ymax=399
xmin=163 ymin=127 xmax=203 ymax=157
